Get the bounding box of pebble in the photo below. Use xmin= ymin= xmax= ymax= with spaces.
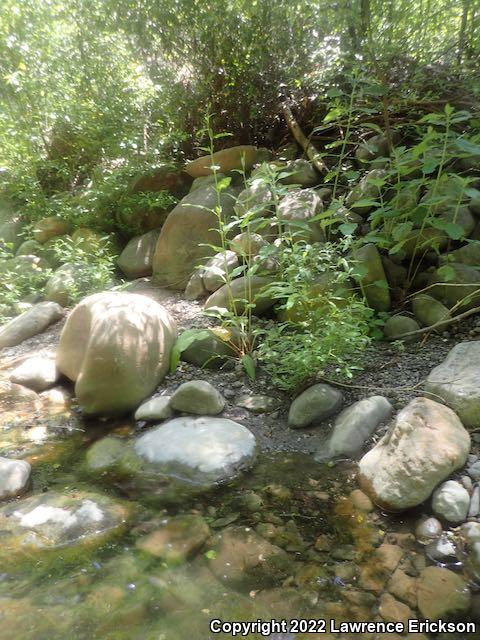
xmin=468 ymin=461 xmax=480 ymax=481
xmin=461 ymin=475 xmax=473 ymax=492
xmin=469 ymin=486 xmax=480 ymax=518
xmin=415 ymin=517 xmax=442 ymax=544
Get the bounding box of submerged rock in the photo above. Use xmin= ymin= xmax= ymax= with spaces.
xmin=86 ymin=417 xmax=257 ymax=503
xmin=136 ymin=515 xmax=210 ymax=564
xmin=416 ymin=566 xmax=471 ymax=620
xmin=358 ymin=397 xmax=470 ymax=510
xmin=425 ymin=341 xmax=480 ymax=428
xmin=208 ymin=526 xmax=292 ymax=590
xmin=0 ymin=491 xmax=129 ymax=566
xmin=0 ymin=457 xmax=31 ymax=500
xmin=288 ymin=383 xmax=343 ymax=429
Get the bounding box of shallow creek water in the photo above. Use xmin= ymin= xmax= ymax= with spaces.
xmin=0 ymin=391 xmax=476 ymax=640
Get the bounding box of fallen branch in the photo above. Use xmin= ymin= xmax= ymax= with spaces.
xmin=386 ymin=304 xmax=480 ymax=341
xmin=282 ymin=102 xmax=328 ymax=175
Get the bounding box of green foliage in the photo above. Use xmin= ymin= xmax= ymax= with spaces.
xmin=255 ymin=242 xmax=373 ymax=391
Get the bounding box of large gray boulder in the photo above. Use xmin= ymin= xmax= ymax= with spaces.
xmin=425 ymin=341 xmax=480 ymax=428
xmin=152 ymin=185 xmax=238 ymax=289
xmin=358 ymin=397 xmax=470 ymax=510
xmin=56 ymin=291 xmax=177 ymax=416
xmin=0 ymin=302 xmax=63 ymax=349
xmin=117 ymin=229 xmax=160 ymax=279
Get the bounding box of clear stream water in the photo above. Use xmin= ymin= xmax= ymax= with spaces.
xmin=0 ymin=391 xmax=475 ymax=640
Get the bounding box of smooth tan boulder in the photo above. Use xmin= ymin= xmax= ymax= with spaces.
xmin=358 ymin=397 xmax=470 ymax=510
xmin=32 ymin=217 xmax=70 ymax=243
xmin=185 ymin=146 xmax=260 ymax=177
xmin=152 ymin=185 xmax=238 ymax=289
xmin=57 ymin=291 xmax=177 ymax=416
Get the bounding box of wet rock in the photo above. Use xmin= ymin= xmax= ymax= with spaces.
xmin=354 ymin=243 xmax=391 ymax=311
xmin=317 ymin=395 xmax=393 ymax=459
xmin=425 ymin=534 xmax=459 ymax=565
xmin=0 ymin=457 xmax=31 ymax=500
xmin=136 ymin=515 xmax=210 ymax=564
xmin=57 ymin=291 xmax=177 ymax=416
xmin=170 ymin=380 xmax=225 ymax=415
xmin=383 ymin=315 xmax=419 ymax=342
xmin=117 ymin=229 xmax=161 ymax=279
xmin=10 ymin=355 xmax=58 ymax=392
xmin=0 ymin=301 xmax=63 ymax=349
xmin=387 ymin=568 xmax=417 ymax=608
xmin=0 ymin=491 xmax=129 ymax=567
xmin=415 ymin=516 xmax=443 ymax=544
xmin=358 ymin=397 xmax=470 ymax=510
xmin=0 ymin=379 xmax=42 ymax=412
xmin=88 ymin=417 xmax=256 ymax=503
xmin=152 ymin=184 xmax=238 ymax=289
xmin=425 ymin=341 xmax=480 ymax=428
xmin=417 ymin=566 xmax=471 ymax=620
xmin=379 ymin=592 xmax=412 ymax=626
xmin=432 ymin=480 xmax=470 ymax=523
xmin=185 ymin=145 xmax=263 ymax=177
xmin=205 ymin=275 xmax=274 ymax=316
xmin=209 ymin=525 xmax=292 ymax=590
xmin=134 ymin=396 xmax=173 ymax=422
xmin=288 ymin=383 xmax=343 ymax=429
xmin=412 ymin=294 xmax=451 ymax=329
xmin=236 ymin=394 xmax=278 ymax=414
xmin=349 ymin=489 xmax=374 ymax=512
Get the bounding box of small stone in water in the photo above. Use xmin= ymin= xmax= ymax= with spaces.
xmin=469 ymin=485 xmax=480 ymax=518
xmin=425 ymin=534 xmax=459 ymax=566
xmin=415 ymin=516 xmax=442 ymax=544
xmin=468 ymin=461 xmax=480 ymax=481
